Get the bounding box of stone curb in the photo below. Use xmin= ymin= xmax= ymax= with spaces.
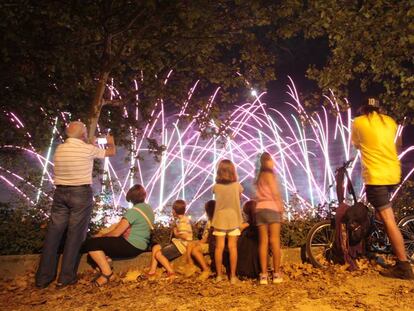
xmin=0 ymin=248 xmax=302 ymax=279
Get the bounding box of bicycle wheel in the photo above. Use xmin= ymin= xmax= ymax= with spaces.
xmin=397 ymin=215 xmax=414 ymax=262
xmin=306 ymin=220 xmax=335 ymax=268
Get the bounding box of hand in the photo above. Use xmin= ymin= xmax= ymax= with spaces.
xmin=93 ymin=232 xmax=103 ymax=238
xmin=106 ymin=133 xmax=115 ymax=145
xmin=91 ymin=135 xmax=98 ymax=145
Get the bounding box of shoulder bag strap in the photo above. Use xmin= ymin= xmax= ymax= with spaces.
xmin=133 ymin=207 xmax=154 ymax=230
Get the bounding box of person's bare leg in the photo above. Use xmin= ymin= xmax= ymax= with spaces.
xmin=269 ymin=223 xmax=281 ymax=273
xmin=228 ymin=235 xmax=238 ymax=279
xmin=192 ymin=244 xmax=209 ymax=271
xmin=89 ymin=250 xmax=111 ymax=275
xmin=155 ymin=251 xmax=175 ymax=274
xmin=378 ymin=207 xmax=407 ymax=261
xmin=88 ymin=250 xmax=113 ymax=285
xmin=148 ymin=244 xmax=161 ymax=274
xmin=258 ymin=224 xmax=269 ymax=275
xmin=186 ymin=242 xmax=197 ymax=265
xmin=214 ymin=236 xmax=225 ymax=277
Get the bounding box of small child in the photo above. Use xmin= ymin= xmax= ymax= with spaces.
xmin=255 ymin=152 xmax=284 ymax=284
xmin=184 ymin=200 xmax=215 ymax=280
xmin=147 ymin=199 xmax=192 ymax=279
xmin=212 ymin=159 xmax=244 ymax=284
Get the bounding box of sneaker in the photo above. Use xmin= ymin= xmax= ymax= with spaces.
xmin=56 ymin=279 xmax=78 ymax=289
xmin=272 ymin=272 xmax=283 ymax=284
xmin=198 ymin=270 xmax=212 ymax=281
xmin=184 ymin=264 xmax=198 ymax=278
xmin=215 ymin=275 xmax=224 ymax=283
xmin=259 ymin=274 xmax=268 ymax=285
xmin=35 ymin=280 xmax=52 ymax=289
xmin=380 ymin=260 xmax=414 ymax=280
xmin=230 ymin=276 xmax=239 ymax=285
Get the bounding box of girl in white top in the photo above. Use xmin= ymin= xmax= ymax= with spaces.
xmin=211 ymin=159 xmax=244 ymax=284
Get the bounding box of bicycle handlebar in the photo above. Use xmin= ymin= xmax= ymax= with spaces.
xmin=335 ymin=158 xmax=354 ymax=174
xmin=343 ymin=158 xmax=354 ymax=168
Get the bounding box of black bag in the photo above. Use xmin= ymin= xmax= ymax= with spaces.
xmin=236 ymin=226 xmax=260 ymax=279
xmin=343 ymin=202 xmax=370 ymax=246
xmin=331 ymin=162 xmax=369 ymax=270
xmin=340 ymin=167 xmax=370 ymax=246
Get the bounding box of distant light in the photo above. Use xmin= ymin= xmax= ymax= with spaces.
xmin=251 ymin=90 xmax=258 ymax=96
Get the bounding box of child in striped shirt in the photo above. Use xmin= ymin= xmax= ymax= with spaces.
xmin=147 ymin=200 xmax=192 ymax=279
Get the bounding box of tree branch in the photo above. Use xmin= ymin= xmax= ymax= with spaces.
xmin=111 ymin=9 xmax=146 ymax=38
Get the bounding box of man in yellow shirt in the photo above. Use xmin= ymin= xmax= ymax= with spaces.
xmin=351 ymin=98 xmax=413 ymax=280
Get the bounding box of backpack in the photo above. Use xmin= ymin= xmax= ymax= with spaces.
xmin=342 ymin=202 xmax=370 ymax=246
xmin=332 ymin=163 xmax=369 ymax=269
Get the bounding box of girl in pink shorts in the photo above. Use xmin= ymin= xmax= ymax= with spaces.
xmin=255 ymin=152 xmax=284 ymax=284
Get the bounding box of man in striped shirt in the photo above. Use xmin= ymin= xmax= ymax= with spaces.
xmin=35 ymin=121 xmax=116 ymax=289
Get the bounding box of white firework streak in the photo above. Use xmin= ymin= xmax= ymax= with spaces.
xmin=1 ymin=78 xmax=413 ymax=221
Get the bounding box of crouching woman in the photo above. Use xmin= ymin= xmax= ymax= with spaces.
xmin=82 ymin=184 xmax=154 ymax=286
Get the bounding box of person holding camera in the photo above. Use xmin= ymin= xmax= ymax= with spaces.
xmin=35 ymin=121 xmax=116 ymax=289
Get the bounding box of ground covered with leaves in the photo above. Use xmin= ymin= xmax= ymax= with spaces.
xmin=1 ymin=261 xmax=413 ymax=311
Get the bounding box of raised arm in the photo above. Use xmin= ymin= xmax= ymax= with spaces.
xmin=104 ymin=133 xmax=116 ymax=157
xmin=351 ymin=121 xmax=360 ymax=150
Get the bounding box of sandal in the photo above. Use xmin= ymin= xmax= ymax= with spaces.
xmin=92 ymin=272 xmax=114 ymax=287
xmin=147 ymin=271 xmax=156 ymax=278
xmin=166 ymin=271 xmax=177 ymax=280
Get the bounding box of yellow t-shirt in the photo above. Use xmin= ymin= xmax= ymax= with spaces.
xmin=351 ymin=112 xmax=401 ymax=185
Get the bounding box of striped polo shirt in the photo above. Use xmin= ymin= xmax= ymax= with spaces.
xmin=53 ymin=138 xmax=106 ymax=186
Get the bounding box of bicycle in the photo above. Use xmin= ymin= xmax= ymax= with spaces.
xmin=305 ymin=161 xmax=414 ymax=268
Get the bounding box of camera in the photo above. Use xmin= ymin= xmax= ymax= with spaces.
xmin=97 ymin=137 xmax=107 ymax=145
xmin=97 ymin=129 xmax=111 ymax=145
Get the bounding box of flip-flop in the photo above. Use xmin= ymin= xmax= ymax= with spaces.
xmin=165 ymin=271 xmax=177 ymax=281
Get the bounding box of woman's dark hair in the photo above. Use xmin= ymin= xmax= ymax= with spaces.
xmin=204 ymin=200 xmax=216 ymax=220
xmin=126 ymin=184 xmax=146 ymax=204
xmin=243 ymin=200 xmax=256 ymax=225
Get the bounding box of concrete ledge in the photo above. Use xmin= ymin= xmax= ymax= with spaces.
xmin=0 ymin=248 xmax=302 ymax=279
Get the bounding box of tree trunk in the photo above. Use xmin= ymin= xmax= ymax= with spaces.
xmin=88 ymin=70 xmax=110 ymax=142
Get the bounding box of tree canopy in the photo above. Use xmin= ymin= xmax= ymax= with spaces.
xmin=0 ymin=0 xmax=291 ymax=147
xmin=0 ymin=0 xmax=413 ymax=151
xmin=299 ymin=0 xmax=414 ymax=122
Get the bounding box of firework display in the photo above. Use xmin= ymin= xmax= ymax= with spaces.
xmin=1 ymin=78 xmax=413 ymax=221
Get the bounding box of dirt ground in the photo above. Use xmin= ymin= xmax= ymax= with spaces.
xmin=1 ymin=261 xmax=413 ymax=311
